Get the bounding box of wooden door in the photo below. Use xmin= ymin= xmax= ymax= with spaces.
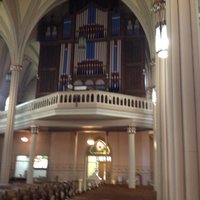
xmin=98 ymin=161 xmax=111 ymax=183
xmin=98 ymin=161 xmax=104 ymax=180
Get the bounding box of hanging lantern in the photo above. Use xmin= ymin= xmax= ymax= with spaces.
xmin=155 ymin=22 xmax=168 ymax=58
xmin=153 ymin=0 xmax=168 ymax=59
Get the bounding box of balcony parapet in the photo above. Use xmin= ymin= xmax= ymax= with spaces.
xmin=16 ymin=91 xmax=153 ymax=113
xmin=0 ymin=90 xmax=153 ymax=132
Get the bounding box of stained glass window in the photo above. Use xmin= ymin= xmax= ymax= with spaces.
xmin=89 ymin=139 xmax=111 ymax=155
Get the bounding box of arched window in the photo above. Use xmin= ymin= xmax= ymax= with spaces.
xmin=89 ymin=139 xmax=111 ymax=155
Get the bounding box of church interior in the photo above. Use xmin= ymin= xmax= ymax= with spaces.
xmin=0 ymin=0 xmax=200 ymax=200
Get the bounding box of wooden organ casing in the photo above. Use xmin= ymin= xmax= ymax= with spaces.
xmin=37 ymin=2 xmax=146 ymax=97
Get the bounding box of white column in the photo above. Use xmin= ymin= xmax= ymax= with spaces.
xmin=74 ymin=132 xmax=78 ymax=180
xmin=27 ymin=125 xmax=38 ymax=184
xmin=156 ymin=1 xmax=200 ymax=199
xmin=104 ymin=131 xmax=109 ymax=183
xmin=152 ymin=89 xmax=158 ymax=191
xmin=128 ymin=126 xmax=136 ymax=189
xmin=0 ymin=65 xmax=22 ymax=184
xmin=155 ymin=58 xmax=168 ymax=200
xmin=83 ymin=156 xmax=88 ymax=191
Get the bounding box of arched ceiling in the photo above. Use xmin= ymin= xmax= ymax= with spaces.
xmin=0 ymin=0 xmax=66 ymax=64
xmin=0 ymin=0 xmax=154 ymax=63
xmin=122 ymin=0 xmax=154 ymax=58
xmin=0 ymin=0 xmax=155 ymax=105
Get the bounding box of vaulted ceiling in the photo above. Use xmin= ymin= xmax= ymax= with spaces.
xmin=0 ymin=0 xmax=154 ymax=109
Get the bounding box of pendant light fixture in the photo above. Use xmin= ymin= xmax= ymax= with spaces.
xmin=153 ymin=0 xmax=168 ymax=59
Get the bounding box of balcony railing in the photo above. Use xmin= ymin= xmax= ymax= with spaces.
xmin=16 ymin=91 xmax=153 ymax=113
xmin=0 ymin=90 xmax=153 ymax=131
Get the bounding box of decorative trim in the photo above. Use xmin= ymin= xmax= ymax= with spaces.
xmin=30 ymin=125 xmax=38 ymax=134
xmin=10 ymin=65 xmax=22 ymax=71
xmin=127 ymin=126 xmax=136 ymax=134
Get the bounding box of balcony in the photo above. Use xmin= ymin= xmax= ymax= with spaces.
xmin=0 ymin=90 xmax=154 ymax=133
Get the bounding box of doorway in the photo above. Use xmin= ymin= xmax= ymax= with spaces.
xmin=87 ymin=155 xmax=112 ymax=183
xmin=87 ymin=139 xmax=112 ymax=183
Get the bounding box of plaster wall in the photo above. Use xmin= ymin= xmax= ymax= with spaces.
xmin=8 ymin=130 xmax=153 ymax=185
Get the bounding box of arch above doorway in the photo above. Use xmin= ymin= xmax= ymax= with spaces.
xmin=88 ymin=139 xmax=111 ymax=156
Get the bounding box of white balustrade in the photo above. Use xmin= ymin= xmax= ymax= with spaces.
xmin=15 ymin=91 xmax=153 ymax=115
xmin=0 ymin=91 xmax=153 ymax=131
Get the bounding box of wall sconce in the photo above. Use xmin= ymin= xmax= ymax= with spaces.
xmin=152 ymin=87 xmax=157 ymax=105
xmin=5 ymin=71 xmax=12 ymax=81
xmin=21 ymin=137 xmax=29 ymax=142
xmin=153 ymin=0 xmax=169 ymax=59
xmin=36 ymin=73 xmax=40 ymax=80
xmin=87 ymin=138 xmax=94 ymax=145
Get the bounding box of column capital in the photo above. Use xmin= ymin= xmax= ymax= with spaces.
xmin=127 ymin=126 xmax=136 ymax=134
xmin=10 ymin=65 xmax=22 ymax=71
xmin=30 ymin=125 xmax=38 ymax=134
xmin=150 ymin=59 xmax=156 ymax=67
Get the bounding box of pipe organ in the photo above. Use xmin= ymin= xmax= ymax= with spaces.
xmin=37 ymin=1 xmax=146 ymax=97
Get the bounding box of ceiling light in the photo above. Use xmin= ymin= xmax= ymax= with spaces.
xmin=21 ymin=137 xmax=28 ymax=142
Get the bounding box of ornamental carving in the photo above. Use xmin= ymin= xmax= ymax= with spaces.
xmin=10 ymin=65 xmax=22 ymax=71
